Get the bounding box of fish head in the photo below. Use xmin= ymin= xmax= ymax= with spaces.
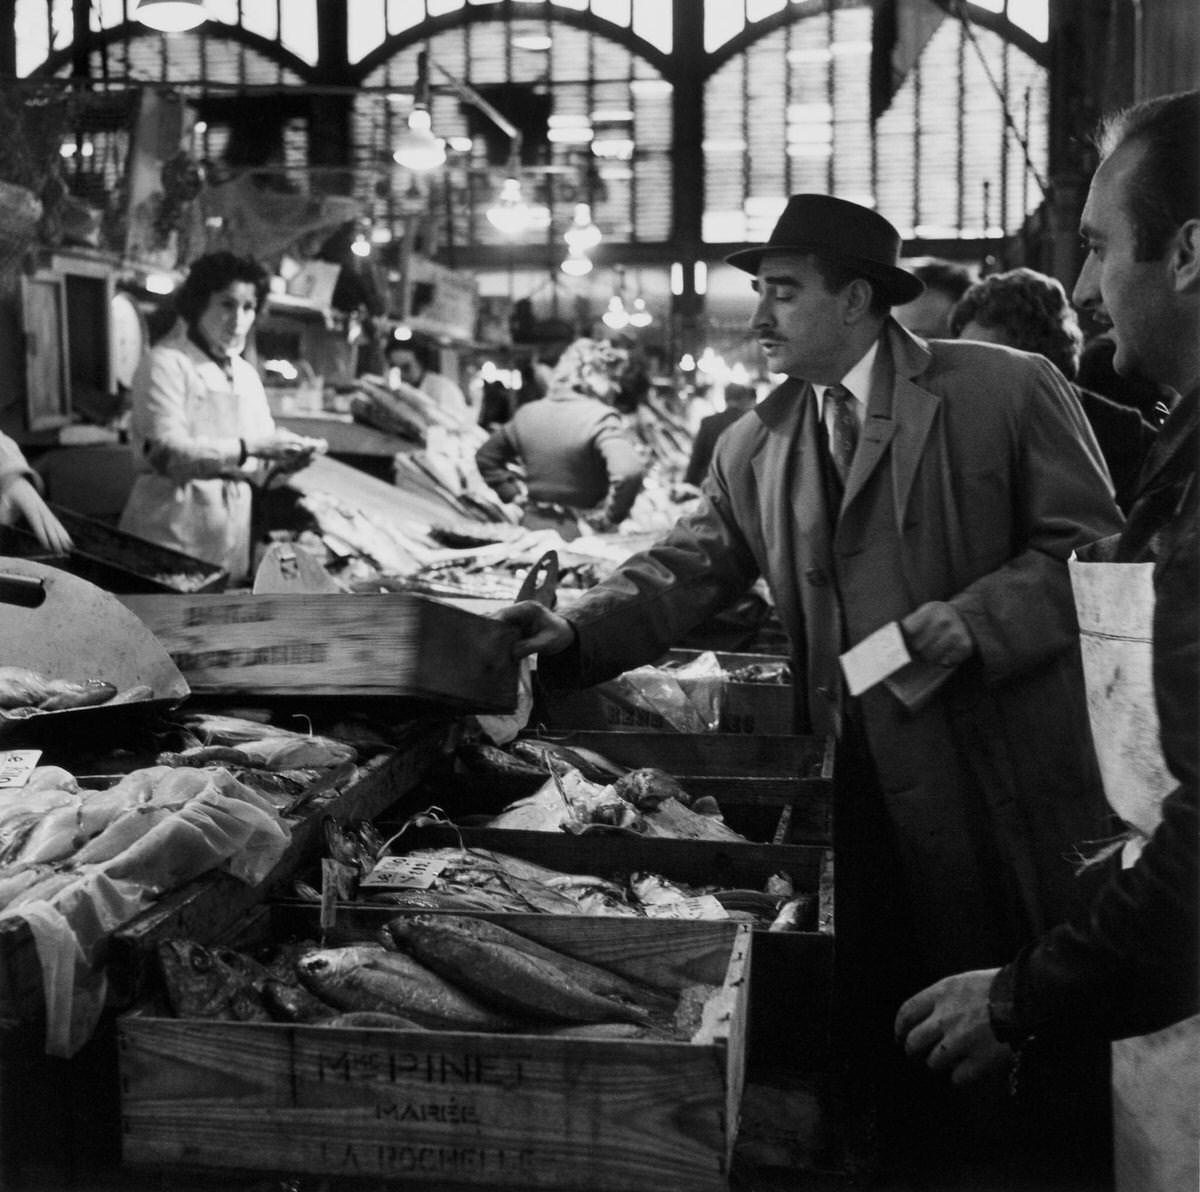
xmin=157 ymin=939 xmax=242 ymax=1018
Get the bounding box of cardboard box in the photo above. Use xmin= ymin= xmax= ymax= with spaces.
xmin=120 ymin=915 xmax=751 ymax=1192
xmin=120 ymin=591 xmax=519 ymax=710
xmin=542 ymin=650 xmax=794 ymax=735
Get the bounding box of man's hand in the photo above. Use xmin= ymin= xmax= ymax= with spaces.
xmin=894 ymin=969 xmax=1013 ymax=1086
xmin=493 ymin=601 xmax=574 ymax=660
xmin=901 ymin=600 xmax=975 ymax=668
xmin=0 ymin=478 xmax=72 ymax=554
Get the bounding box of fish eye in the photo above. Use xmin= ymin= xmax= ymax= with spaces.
xmin=191 ymin=947 xmax=212 ymax=971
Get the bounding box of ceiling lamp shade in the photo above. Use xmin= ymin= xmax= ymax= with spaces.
xmin=392 ymin=108 xmax=446 ymax=171
xmin=487 ymin=176 xmax=531 ymax=237
xmin=564 ymin=203 xmax=602 ymax=253
xmin=135 ymin=0 xmax=207 ymax=32
xmin=601 ymin=295 xmax=629 ymax=329
xmin=560 ymin=246 xmax=594 ymax=277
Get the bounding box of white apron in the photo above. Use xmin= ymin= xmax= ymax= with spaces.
xmin=1070 ymin=555 xmax=1200 ymax=1192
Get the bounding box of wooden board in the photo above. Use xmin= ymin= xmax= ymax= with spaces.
xmin=120 ymin=591 xmax=518 ymax=710
xmin=120 ymin=917 xmax=751 ymax=1192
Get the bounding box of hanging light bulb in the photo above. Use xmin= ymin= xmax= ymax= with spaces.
xmin=135 ymin=0 xmax=207 ymax=32
xmin=392 ymin=51 xmax=446 ymax=172
xmin=560 ymin=245 xmax=594 ymax=276
xmin=602 ymin=295 xmax=630 ymax=330
xmin=392 ymin=108 xmax=446 ymax=171
xmin=564 ymin=203 xmax=602 ymax=253
xmin=628 ymin=297 xmax=652 ymax=328
xmin=488 ymin=175 xmax=532 ymax=237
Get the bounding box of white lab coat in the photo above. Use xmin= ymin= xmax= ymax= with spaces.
xmin=119 ymin=323 xmax=275 ymax=581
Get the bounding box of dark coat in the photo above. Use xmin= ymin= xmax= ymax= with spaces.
xmin=549 ymin=321 xmax=1123 ymax=982
xmin=990 ymin=390 xmax=1198 ymax=1042
xmin=1074 ymin=382 xmax=1158 ymax=514
xmin=684 ymin=407 xmax=749 ymax=487
xmin=475 ymin=394 xmax=643 ymax=524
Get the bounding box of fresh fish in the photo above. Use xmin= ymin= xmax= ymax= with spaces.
xmin=386 ymin=914 xmax=673 ymax=1011
xmin=768 ymin=895 xmax=815 ymax=933
xmin=38 ymin=679 xmax=118 ymax=711
xmin=12 ymin=802 xmax=84 ymax=865
xmin=317 ymin=1010 xmax=426 ymax=1030
xmin=260 ymin=976 xmax=337 ymax=1023
xmin=385 ymin=914 xmax=651 ymax=1026
xmin=295 ymin=944 xmax=521 ymax=1032
xmin=456 ymin=743 xmax=548 ymax=799
xmin=71 ymin=805 xmax=174 ymax=866
xmin=156 ymin=940 xmax=272 ymax=1021
xmin=510 ymin=739 xmax=628 ymax=785
xmin=613 ymin=768 xmax=692 ymax=810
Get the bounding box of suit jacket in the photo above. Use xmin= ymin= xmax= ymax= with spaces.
xmin=991 ymin=390 xmax=1198 ymax=1042
xmin=548 ymin=321 xmax=1124 ymax=981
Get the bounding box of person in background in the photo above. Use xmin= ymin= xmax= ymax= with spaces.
xmin=385 ymin=334 xmax=473 ymax=429
xmin=496 ymin=194 xmax=1122 ymax=1178
xmin=119 ymin=251 xmax=322 ymax=583
xmin=0 ymin=433 xmax=71 ymax=552
xmin=950 ymin=265 xmax=1157 ymax=512
xmin=684 ymin=382 xmax=757 ymax=487
xmin=892 ymin=256 xmax=976 ymax=338
xmin=896 ymin=86 xmax=1198 ymax=1127
xmin=1078 ymin=328 xmax=1173 ymax=426
xmin=474 ymin=336 xmax=644 ymax=540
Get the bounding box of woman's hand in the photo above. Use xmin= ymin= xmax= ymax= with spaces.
xmin=0 ymin=478 xmax=73 ymax=553
xmin=245 ymin=433 xmax=327 ymax=473
xmin=493 ymin=601 xmax=575 ymax=660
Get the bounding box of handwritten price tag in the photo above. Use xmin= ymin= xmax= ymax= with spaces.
xmin=360 ymin=855 xmax=448 ymax=890
xmin=0 ymin=750 xmax=41 ymax=790
xmin=644 ymin=895 xmax=728 ymax=921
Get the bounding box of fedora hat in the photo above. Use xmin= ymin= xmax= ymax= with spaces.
xmin=725 ymin=194 xmax=924 ymax=306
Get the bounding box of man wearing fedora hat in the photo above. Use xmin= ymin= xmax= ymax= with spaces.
xmin=497 ymin=192 xmax=1121 ymax=1160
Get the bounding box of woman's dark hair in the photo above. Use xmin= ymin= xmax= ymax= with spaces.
xmin=174 ymin=251 xmax=271 ymax=326
xmin=950 ymin=267 xmax=1082 ymax=380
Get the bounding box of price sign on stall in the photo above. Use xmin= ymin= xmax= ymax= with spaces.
xmin=359 ymin=854 xmax=449 ymax=890
xmin=0 ymin=750 xmax=41 ymax=789
xmin=644 ymin=895 xmax=728 ymax=921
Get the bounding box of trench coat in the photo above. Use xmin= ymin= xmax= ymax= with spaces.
xmin=551 ymin=321 xmax=1124 ymax=982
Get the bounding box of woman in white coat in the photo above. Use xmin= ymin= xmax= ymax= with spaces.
xmin=119 ymin=252 xmax=320 ymax=582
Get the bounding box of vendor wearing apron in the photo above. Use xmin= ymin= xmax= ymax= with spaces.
xmin=120 ymin=251 xmax=322 ymax=583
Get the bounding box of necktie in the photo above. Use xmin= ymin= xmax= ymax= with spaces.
xmin=826 ymin=384 xmax=859 ymax=484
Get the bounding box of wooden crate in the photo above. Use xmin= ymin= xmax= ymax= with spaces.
xmin=519 ymin=730 xmax=834 ymax=845
xmin=0 ymin=505 xmax=228 ymax=593
xmin=119 ymin=915 xmax=752 ymax=1192
xmin=541 ymin=650 xmax=794 ymax=735
xmin=120 ymin=591 xmax=519 ymax=710
xmin=360 ymin=824 xmax=836 ymax=1073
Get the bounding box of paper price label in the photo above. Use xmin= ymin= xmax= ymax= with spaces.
xmin=360 ymin=854 xmax=448 ymax=890
xmin=644 ymin=895 xmax=728 ymax=921
xmin=0 ymin=750 xmax=41 ymax=790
